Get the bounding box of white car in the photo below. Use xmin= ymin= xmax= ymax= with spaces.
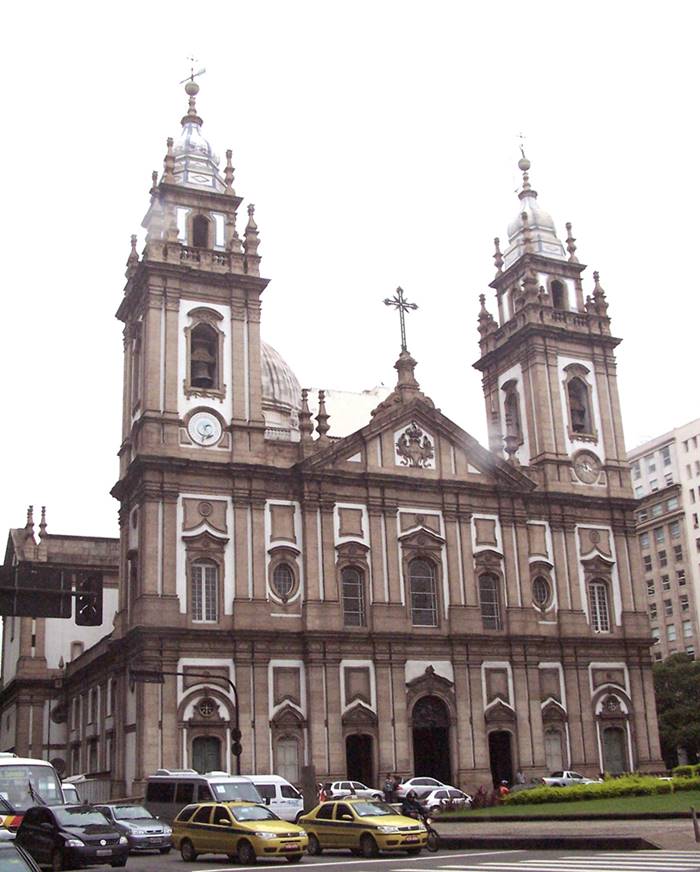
xmin=328 ymin=780 xmax=384 ymax=800
xmin=542 ymin=770 xmax=599 ymax=787
xmin=420 ymin=787 xmax=472 ymax=812
xmin=395 ymin=776 xmax=454 ymax=798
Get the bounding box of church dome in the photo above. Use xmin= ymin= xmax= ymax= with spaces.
xmin=171 ymin=81 xmax=226 ymax=193
xmin=261 ymin=342 xmax=301 ymax=433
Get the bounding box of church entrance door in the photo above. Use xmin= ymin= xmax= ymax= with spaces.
xmin=346 ymin=734 xmax=373 ymax=786
xmin=412 ymin=696 xmax=451 ymax=784
xmin=192 ymin=736 xmax=222 ymax=774
xmin=488 ymin=730 xmax=513 ymax=787
xmin=602 ymin=727 xmax=627 ymax=774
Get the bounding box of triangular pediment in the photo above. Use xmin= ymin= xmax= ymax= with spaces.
xmin=342 ymin=701 xmax=378 ymax=726
xmin=270 ymin=703 xmax=306 ymax=727
xmin=295 ymin=397 xmax=535 ymax=492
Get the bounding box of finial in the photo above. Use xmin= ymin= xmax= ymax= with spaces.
xmin=518 ymin=139 xmax=532 ymax=191
xmin=39 ymin=506 xmax=47 ymax=539
xmin=521 ymin=211 xmax=533 ymax=253
xmin=316 ymin=391 xmax=330 ymax=443
xmin=477 ymin=294 xmax=497 ymax=337
xmin=493 ymin=237 xmax=504 ymax=274
xmin=150 ymin=170 xmax=159 ymax=193
xmin=224 ymin=149 xmax=235 ymax=195
xmin=565 ymin=222 xmax=579 ymax=262
xmin=58 ymin=657 xmax=65 ymax=671
xmin=589 ymin=270 xmax=609 ymax=317
xmin=243 ymin=204 xmax=261 ymax=275
xmin=125 ymin=234 xmax=139 ymax=278
xmin=299 ymin=389 xmax=314 ymax=442
xmin=25 ymin=505 xmax=34 ymax=539
xmin=246 ymin=203 xmax=257 ymax=229
xmin=179 ymin=58 xmax=206 ymax=126
xmin=163 ymin=137 xmax=175 ymax=183
xmin=503 ymin=431 xmax=520 ymax=465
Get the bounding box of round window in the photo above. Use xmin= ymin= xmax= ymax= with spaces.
xmin=532 ymin=576 xmax=550 ymax=609
xmin=272 ymin=563 xmax=295 ymax=601
xmin=197 ymin=698 xmax=217 ymax=718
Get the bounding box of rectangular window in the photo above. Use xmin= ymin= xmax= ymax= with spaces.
xmin=691 ymin=489 xmax=697 ymax=504
xmin=662 ymin=574 xmax=671 ymax=591
xmin=647 ymin=580 xmax=655 ymax=596
xmin=654 ymin=651 xmax=663 ymax=661
xmin=677 ymin=569 xmax=686 ymax=585
xmin=649 ymin=603 xmax=657 ymax=620
xmin=638 ymin=510 xmax=648 ymax=523
xmin=670 ymin=520 xmax=681 ymax=539
xmin=342 ymin=568 xmax=366 ymax=626
xmin=659 ymin=549 xmax=668 ymax=568
xmin=684 ymin=440 xmax=689 ymax=453
xmin=681 ymin=595 xmax=689 ymax=612
xmin=90 ymin=689 xmax=98 ymax=724
xmin=697 ymin=538 xmax=700 ymax=552
xmin=661 ymin=445 xmax=672 ymax=467
xmin=688 ymin=464 xmax=693 ymax=478
xmin=479 ymin=575 xmax=502 ymax=630
xmin=646 ymin=455 xmax=656 ymax=473
xmin=635 ymin=485 xmax=643 ymax=498
xmin=696 ymin=460 xmax=700 ymax=475
xmin=675 ymin=545 xmax=683 ymax=562
xmin=191 ymin=562 xmax=218 ymax=622
xmin=650 ymin=479 xmax=659 ymax=493
xmin=665 ymin=473 xmax=674 ymax=486
xmin=589 ymin=582 xmax=611 ymax=633
xmin=89 ymin=740 xmax=98 ymax=774
xmin=651 ymin=503 xmax=663 ymax=518
xmin=694 ymin=514 xmax=699 ymax=529
xmin=632 ymin=461 xmax=641 ymax=480
xmin=643 ymin=554 xmax=653 ymax=573
xmin=664 ymin=598 xmax=673 ymax=616
xmin=667 ymin=496 xmax=679 ymax=511
xmin=687 ymin=647 xmax=696 ymax=659
xmin=651 ymin=626 xmax=660 ymax=643
xmin=684 ymin=621 xmax=693 ymax=638
xmin=640 ymin=532 xmax=650 ymax=549
xmin=667 ymin=624 xmax=677 ymax=641
xmin=654 ymin=527 xmax=665 ymax=544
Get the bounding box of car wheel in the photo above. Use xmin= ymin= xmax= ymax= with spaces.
xmin=51 ymin=850 xmax=64 ymax=872
xmin=360 ymin=834 xmax=379 ymax=858
xmin=180 ymin=838 xmax=197 ymax=862
xmin=286 ymin=855 xmax=303 ymax=864
xmin=307 ymin=834 xmax=322 ymax=855
xmin=238 ymin=839 xmax=257 ymax=865
xmin=159 ymin=847 xmax=171 ymax=854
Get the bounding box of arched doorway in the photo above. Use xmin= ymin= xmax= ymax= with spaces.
xmin=488 ymin=730 xmax=513 ymax=787
xmin=412 ymin=696 xmax=451 ymax=784
xmin=602 ymin=727 xmax=627 ymax=774
xmin=346 ymin=734 xmax=373 ymax=785
xmin=192 ymin=736 xmax=221 ymax=774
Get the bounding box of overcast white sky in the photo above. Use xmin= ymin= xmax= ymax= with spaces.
xmin=2 ymin=0 xmax=698 ymax=542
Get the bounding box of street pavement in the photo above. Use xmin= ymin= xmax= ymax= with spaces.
xmin=116 ymin=848 xmax=700 ymax=872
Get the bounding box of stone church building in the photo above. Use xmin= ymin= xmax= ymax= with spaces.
xmin=0 ymin=81 xmax=662 ymax=795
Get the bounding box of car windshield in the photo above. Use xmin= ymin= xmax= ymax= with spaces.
xmin=231 ymin=806 xmax=278 ymax=822
xmin=114 ymin=806 xmax=153 ymax=820
xmin=53 ymin=808 xmax=110 ymax=827
xmin=0 ymin=764 xmax=63 ymax=812
xmin=352 ymin=801 xmax=395 ymax=817
xmin=211 ymin=782 xmax=261 ymax=802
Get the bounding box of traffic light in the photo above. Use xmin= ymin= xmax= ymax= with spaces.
xmin=231 ymin=728 xmax=242 ymax=742
xmin=0 ymin=565 xmax=71 ymax=618
xmin=75 ymin=572 xmax=103 ymax=626
xmin=231 ymin=741 xmax=242 ymax=758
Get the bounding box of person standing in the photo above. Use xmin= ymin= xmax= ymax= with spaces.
xmin=383 ymin=773 xmax=396 ymax=803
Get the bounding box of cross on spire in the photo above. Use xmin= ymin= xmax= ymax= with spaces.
xmin=180 ymin=56 xmax=206 ymax=85
xmin=384 ymin=286 xmax=418 ymax=352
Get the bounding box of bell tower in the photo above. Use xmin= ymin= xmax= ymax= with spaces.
xmin=474 ymin=153 xmax=629 ymax=495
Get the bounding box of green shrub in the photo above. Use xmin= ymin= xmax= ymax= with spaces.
xmin=502 ymin=774 xmax=680 ymax=807
xmin=672 ymin=765 xmax=696 ymax=778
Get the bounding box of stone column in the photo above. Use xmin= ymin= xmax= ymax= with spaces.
xmin=368 ymin=510 xmax=386 ymax=603
xmin=458 ymin=512 xmax=475 ymax=606
xmin=443 ymin=512 xmax=462 ymax=608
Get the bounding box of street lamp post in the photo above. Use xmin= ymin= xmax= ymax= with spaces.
xmin=129 ymin=667 xmax=242 ymax=775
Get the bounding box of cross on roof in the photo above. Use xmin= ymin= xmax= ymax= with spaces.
xmin=180 ymin=56 xmax=206 ymax=85
xmin=384 ymin=286 xmax=418 ymax=353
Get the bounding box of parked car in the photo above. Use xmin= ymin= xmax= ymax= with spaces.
xmin=542 ymin=770 xmax=600 ymax=787
xmin=0 ymin=838 xmax=43 ymax=871
xmin=299 ymin=798 xmax=427 ymax=857
xmin=419 ymin=787 xmax=472 ymax=812
xmin=144 ymin=769 xmax=262 ymax=822
xmin=172 ymin=800 xmax=308 ymax=864
xmin=395 ymin=777 xmax=454 ymax=799
xmin=93 ymin=804 xmax=172 ymax=853
xmin=249 ymin=775 xmax=304 ymax=822
xmin=16 ymin=804 xmax=129 ymax=869
xmin=327 ymin=781 xmax=384 ymax=801
xmin=61 ymin=782 xmax=81 ymax=804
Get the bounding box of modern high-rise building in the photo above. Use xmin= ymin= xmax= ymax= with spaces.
xmin=0 ymin=81 xmax=662 ymax=795
xmin=628 ymin=419 xmax=700 ymax=662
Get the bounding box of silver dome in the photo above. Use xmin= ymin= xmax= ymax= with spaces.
xmin=261 ymin=341 xmax=301 ymax=417
xmin=171 ymin=84 xmax=226 ymax=193
xmin=503 ymin=169 xmax=566 ymax=269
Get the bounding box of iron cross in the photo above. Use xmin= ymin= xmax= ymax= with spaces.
xmin=180 ymin=56 xmax=206 ymax=85
xmin=384 ymin=286 xmax=418 ymax=352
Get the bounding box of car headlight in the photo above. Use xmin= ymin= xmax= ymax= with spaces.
xmin=254 ymin=831 xmax=277 ymax=840
xmin=65 ymin=838 xmax=85 ymax=847
xmin=377 ymin=825 xmax=400 ymax=834
xmin=163 ymin=825 xmax=173 ymax=835
xmin=130 ymin=827 xmax=145 ymax=835
xmin=118 ymin=836 xmax=129 ymax=845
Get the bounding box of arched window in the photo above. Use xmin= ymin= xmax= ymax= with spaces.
xmin=272 ymin=563 xmax=295 ymax=601
xmin=551 ymin=280 xmax=567 ymax=310
xmin=532 ymin=576 xmax=551 ymax=610
xmin=192 ymin=214 xmax=210 ymax=248
xmin=502 ymin=381 xmax=522 ymax=445
xmin=342 ymin=567 xmax=365 ymax=626
xmin=409 ymin=559 xmax=438 ymax=627
xmin=567 ymin=377 xmax=592 ymax=435
xmin=191 ymin=560 xmax=218 ymax=622
xmin=479 ymin=574 xmax=502 ymax=629
xmin=589 ymin=580 xmax=610 ymax=633
xmin=190 ymin=323 xmax=218 ymax=389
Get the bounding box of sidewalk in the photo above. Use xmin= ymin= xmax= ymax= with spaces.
xmin=435 ymin=818 xmax=700 ymax=852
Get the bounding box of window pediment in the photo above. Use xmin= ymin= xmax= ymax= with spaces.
xmin=399 ymin=527 xmax=445 ymax=550
xmin=182 ymin=530 xmax=229 ymax=553
xmin=405 ymin=665 xmax=454 ymax=694
xmin=335 ymin=541 xmax=370 ymax=560
xmin=270 ymin=703 xmax=306 ymax=727
xmin=484 ymin=699 xmax=516 ymax=724
xmin=541 ymin=699 xmax=568 ymax=723
xmin=342 ymin=701 xmax=378 ymax=727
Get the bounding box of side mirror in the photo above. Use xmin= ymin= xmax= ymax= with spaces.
xmin=340 ymin=814 xmax=353 ymax=821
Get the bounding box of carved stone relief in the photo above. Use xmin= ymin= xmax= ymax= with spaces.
xmin=394 ymin=421 xmax=435 ymax=469
xmin=183 ymin=498 xmax=228 ymax=533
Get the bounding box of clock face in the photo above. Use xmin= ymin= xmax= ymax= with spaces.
xmin=574 ymin=451 xmax=601 ymax=484
xmin=188 ymin=411 xmax=222 ymax=446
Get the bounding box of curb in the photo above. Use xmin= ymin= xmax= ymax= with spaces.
xmin=440 ymin=811 xmax=693 ymax=822
xmin=440 ymin=835 xmax=660 ymax=851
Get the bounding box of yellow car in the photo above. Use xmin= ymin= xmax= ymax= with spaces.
xmin=172 ymin=800 xmax=309 ymax=864
xmin=299 ymin=798 xmax=427 ymax=857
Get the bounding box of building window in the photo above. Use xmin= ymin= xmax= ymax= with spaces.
xmin=409 ymin=559 xmax=438 ymax=627
xmin=696 ymin=460 xmax=700 ymax=475
xmin=189 ymin=323 xmax=219 ymax=390
xmin=654 ymin=527 xmax=665 ymax=544
xmin=643 ymin=555 xmax=653 ymax=573
xmin=567 ymin=377 xmax=593 ymax=435
xmin=502 ymin=380 xmax=523 ymax=447
xmin=551 ymin=279 xmax=568 ymax=310
xmin=650 ymin=479 xmax=659 ymax=493
xmin=687 ymin=647 xmax=696 ymax=659
xmin=659 ymin=550 xmax=668 ymax=568
xmin=271 ymin=563 xmax=295 ymax=601
xmin=674 ymin=545 xmax=683 ymax=562
xmin=688 ymin=464 xmax=693 ymax=478
xmin=667 ymin=624 xmax=677 ymax=642
xmin=192 ymin=214 xmax=211 ymax=248
xmin=651 ymin=627 xmax=660 ymax=644
xmin=479 ymin=573 xmax=502 ymax=630
xmin=681 ymin=595 xmax=689 ymax=612
xmin=654 ymin=651 xmax=663 ymax=661
xmin=677 ymin=569 xmax=686 ymax=585
xmin=90 ymin=689 xmax=98 ymax=724
xmin=661 ymin=445 xmax=672 ymax=467
xmin=667 ymin=496 xmax=679 ymax=511
xmin=649 ymin=603 xmax=657 ymax=620
xmin=589 ymin=581 xmax=611 ymax=633
xmin=110 ymin=679 xmax=117 ymax=716
xmin=651 ymin=503 xmax=663 ymax=518
xmin=665 ymin=473 xmax=674 ymax=487
xmin=647 ymin=580 xmax=655 ymax=596
xmin=670 ymin=520 xmax=681 ymax=539
xmin=691 ymin=489 xmax=697 ymax=504
xmin=341 ymin=567 xmax=366 ymax=626
xmin=662 ymin=574 xmax=671 ymax=591
xmin=532 ymin=576 xmax=551 ymax=610
xmin=640 ymin=532 xmax=650 ymax=549
xmin=664 ymin=599 xmax=673 ymax=617
xmin=638 ymin=510 xmax=648 ymax=523
xmin=694 ymin=513 xmax=699 ymax=529
xmin=632 ymin=462 xmax=641 ymax=480
xmin=70 ymin=641 xmax=84 ymax=661
xmin=191 ymin=560 xmax=218 ymax=622
xmin=646 ymin=454 xmax=656 ymax=473
xmin=635 ymin=485 xmax=643 ymax=498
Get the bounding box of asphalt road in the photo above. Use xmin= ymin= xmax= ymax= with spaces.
xmin=103 ymin=848 xmax=700 ymax=872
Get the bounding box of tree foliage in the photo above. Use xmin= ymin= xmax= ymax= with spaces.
xmin=653 ymin=653 xmax=700 ymax=765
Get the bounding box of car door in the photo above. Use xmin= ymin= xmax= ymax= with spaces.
xmin=211 ymin=805 xmax=236 ymax=856
xmin=313 ymin=803 xmax=336 ymax=848
xmin=17 ymin=808 xmax=51 ymax=865
xmin=333 ymin=802 xmax=357 ymax=850
xmin=189 ymin=804 xmax=214 ymax=852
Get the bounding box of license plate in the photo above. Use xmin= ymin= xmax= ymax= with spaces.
xmin=150 ymin=836 xmax=163 ymax=840
xmin=282 ymin=843 xmax=299 ymax=850
xmin=404 ymin=836 xmax=418 ymax=843
xmin=96 ymin=849 xmax=112 ymax=856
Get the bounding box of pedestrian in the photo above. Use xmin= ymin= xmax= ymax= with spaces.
xmin=515 ymin=769 xmax=525 ymax=785
xmin=383 ymin=772 xmax=395 ymax=803
xmin=498 ymin=779 xmax=510 ymax=799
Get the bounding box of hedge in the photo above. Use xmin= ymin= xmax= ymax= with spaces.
xmin=672 ymin=764 xmax=700 ymax=778
xmin=502 ymin=775 xmax=700 ymax=806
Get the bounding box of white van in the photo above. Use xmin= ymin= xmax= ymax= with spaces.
xmin=144 ymin=769 xmax=262 ymax=822
xmin=249 ymin=775 xmax=303 ymax=822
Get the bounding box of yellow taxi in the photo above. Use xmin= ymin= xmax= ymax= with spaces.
xmin=299 ymin=798 xmax=427 ymax=857
xmin=172 ymin=800 xmax=309 ymax=864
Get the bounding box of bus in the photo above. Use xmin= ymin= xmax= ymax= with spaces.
xmin=0 ymin=753 xmax=64 ymax=832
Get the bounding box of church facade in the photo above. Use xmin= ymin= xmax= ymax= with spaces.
xmin=1 ymin=81 xmax=662 ymax=795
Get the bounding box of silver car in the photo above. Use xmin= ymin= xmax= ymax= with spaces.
xmin=328 ymin=780 xmax=384 ymax=800
xmin=94 ymin=803 xmax=172 ymax=853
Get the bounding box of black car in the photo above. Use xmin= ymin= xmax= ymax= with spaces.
xmin=16 ymin=805 xmax=129 ymax=870
xmin=0 ymin=838 xmax=43 ymax=871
